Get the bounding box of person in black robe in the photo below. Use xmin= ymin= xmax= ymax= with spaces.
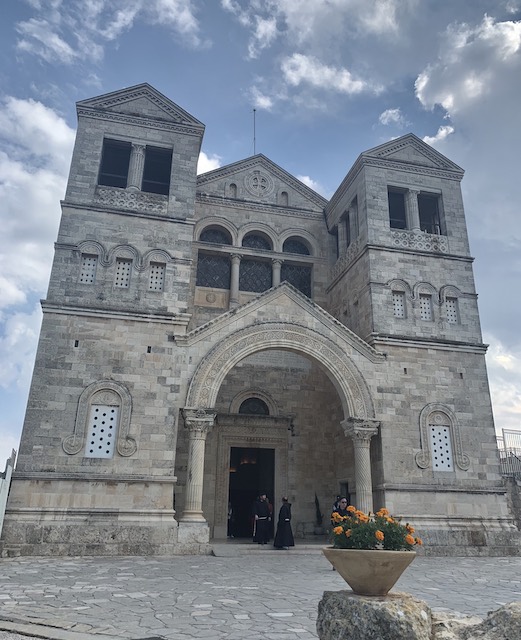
xmin=273 ymin=496 xmax=295 ymax=550
xmin=253 ymin=493 xmax=271 ymax=544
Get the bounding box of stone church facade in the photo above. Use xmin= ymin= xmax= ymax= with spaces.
xmin=1 ymin=83 xmax=517 ymax=556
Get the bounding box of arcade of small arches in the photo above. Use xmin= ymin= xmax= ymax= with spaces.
xmin=195 ymin=223 xmax=315 ymax=300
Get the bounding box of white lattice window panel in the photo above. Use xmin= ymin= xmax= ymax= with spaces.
xmin=84 ymin=404 xmax=118 ymax=458
xmin=79 ymin=254 xmax=97 ymax=284
xmin=419 ymin=294 xmax=433 ymax=321
xmin=446 ymin=297 xmax=459 ymax=324
xmin=148 ymin=262 xmax=165 ymax=291
xmin=429 ymin=425 xmax=453 ymax=471
xmin=392 ymin=291 xmax=405 ymax=318
xmin=114 ymin=258 xmax=132 ymax=288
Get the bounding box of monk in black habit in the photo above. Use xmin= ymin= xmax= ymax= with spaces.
xmin=253 ymin=493 xmax=271 ymax=544
xmin=273 ymin=496 xmax=295 ymax=550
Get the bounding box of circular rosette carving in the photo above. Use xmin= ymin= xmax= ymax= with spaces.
xmin=62 ymin=435 xmax=83 ymax=455
xmin=117 ymin=436 xmax=137 ymax=457
xmin=244 ymin=170 xmax=274 ymax=198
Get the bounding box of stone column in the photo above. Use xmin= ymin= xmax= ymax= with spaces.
xmin=272 ymin=258 xmax=282 ymax=287
xmin=406 ymin=189 xmax=421 ymax=231
xmin=127 ymin=143 xmax=146 ymax=191
xmin=337 ymin=218 xmax=348 ymax=255
xmin=229 ymin=254 xmax=242 ymax=308
xmin=180 ymin=409 xmax=217 ymax=522
xmin=341 ymin=418 xmax=380 ymax=514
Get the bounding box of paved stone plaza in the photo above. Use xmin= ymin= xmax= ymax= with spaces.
xmin=1 ymin=545 xmax=521 ymax=640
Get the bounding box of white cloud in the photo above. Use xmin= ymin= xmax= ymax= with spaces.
xmin=0 ymin=307 xmax=41 ymax=390
xmin=379 ymin=108 xmax=406 ymax=127
xmin=250 ymin=86 xmax=275 ymax=111
xmin=416 ymin=15 xmax=521 ymax=114
xmin=281 ymin=54 xmax=379 ymax=95
xmin=15 ymin=0 xmax=207 ymax=66
xmin=422 ymin=125 xmax=454 ymax=146
xmin=485 ymin=334 xmax=521 ymax=433
xmin=296 ymin=174 xmax=327 ymax=197
xmin=197 ymin=151 xmax=222 ymax=174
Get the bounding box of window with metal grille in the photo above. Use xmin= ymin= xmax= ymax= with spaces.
xmin=79 ymin=254 xmax=98 ymax=284
xmin=429 ymin=425 xmax=453 ymax=471
xmin=196 ymin=253 xmax=231 ymax=289
xmin=98 ymin=139 xmax=131 ymax=188
xmin=239 ymin=398 xmax=270 ymax=415
xmin=84 ymin=404 xmax=118 ymax=458
xmin=392 ymin=291 xmax=406 ymax=318
xmin=149 ymin=262 xmax=165 ymax=291
xmin=446 ymin=297 xmax=459 ymax=324
xmin=239 ymin=259 xmax=272 ymax=292
xmin=242 ymin=233 xmax=272 ymax=251
xmin=418 ymin=193 xmax=442 ymax=235
xmin=114 ymin=258 xmax=132 ymax=288
xmin=419 ymin=294 xmax=433 ymax=321
xmin=200 ymin=227 xmax=232 ymax=245
xmin=281 ymin=263 xmax=312 ymax=297
xmin=142 ymin=146 xmax=173 ymax=195
xmin=388 ymin=189 xmax=407 ymax=229
xmin=283 ymin=237 xmax=310 ymax=255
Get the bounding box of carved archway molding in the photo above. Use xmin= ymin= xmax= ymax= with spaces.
xmin=185 ymin=322 xmax=376 ymax=420
xmin=62 ymin=379 xmax=137 ymax=457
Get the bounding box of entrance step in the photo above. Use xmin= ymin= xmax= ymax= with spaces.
xmin=211 ymin=540 xmax=329 ymax=557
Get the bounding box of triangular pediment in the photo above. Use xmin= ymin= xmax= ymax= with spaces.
xmin=77 ymin=83 xmax=204 ymax=129
xmin=362 ymin=133 xmax=463 ymax=174
xmin=197 ymin=154 xmax=327 ymax=211
xmin=178 ymin=283 xmax=384 ymax=363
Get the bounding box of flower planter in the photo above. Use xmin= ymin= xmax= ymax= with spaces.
xmin=322 ymin=547 xmax=416 ymax=596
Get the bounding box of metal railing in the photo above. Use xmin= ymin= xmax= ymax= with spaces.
xmin=497 ymin=430 xmax=521 ymax=478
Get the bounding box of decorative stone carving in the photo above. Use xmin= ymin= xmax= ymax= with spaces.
xmin=95 ymin=186 xmax=168 ymax=215
xmin=185 ymin=322 xmax=376 ymax=422
xmin=244 ymin=170 xmax=274 ymax=198
xmin=390 ymin=229 xmax=449 ymax=253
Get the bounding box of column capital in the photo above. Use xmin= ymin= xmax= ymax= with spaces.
xmin=407 ymin=188 xmax=421 ymax=196
xmin=230 ymin=253 xmax=243 ymax=263
xmin=272 ymin=258 xmax=283 ymax=266
xmin=341 ymin=417 xmax=380 ymax=441
xmin=131 ymin=142 xmax=146 ymax=155
xmin=182 ymin=408 xmax=217 ymax=436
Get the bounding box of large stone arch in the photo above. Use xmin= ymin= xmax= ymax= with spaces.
xmin=185 ymin=321 xmax=375 ymax=420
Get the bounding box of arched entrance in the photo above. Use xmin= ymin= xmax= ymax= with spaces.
xmin=180 ymin=321 xmax=381 ymax=533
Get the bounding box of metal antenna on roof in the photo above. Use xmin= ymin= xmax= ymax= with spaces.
xmin=253 ymin=108 xmax=256 ymax=155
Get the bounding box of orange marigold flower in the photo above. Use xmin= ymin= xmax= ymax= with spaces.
xmin=358 ymin=513 xmax=369 ymax=523
xmin=405 ymin=534 xmax=415 ymax=545
xmin=331 ymin=512 xmax=343 ymax=523
xmin=346 ymin=505 xmax=357 ymax=513
xmin=385 ymin=517 xmax=395 ymax=523
xmin=345 ymin=529 xmax=352 ymax=537
xmin=415 ymin=537 xmax=423 ymax=546
xmin=375 ymin=530 xmax=384 ymax=542
xmin=376 ymin=508 xmax=389 ymax=517
xmin=406 ymin=524 xmax=415 ymax=533
xmin=333 ymin=526 xmax=344 ymax=535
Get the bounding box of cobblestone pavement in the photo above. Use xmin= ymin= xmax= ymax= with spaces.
xmin=1 ymin=545 xmax=521 ymax=640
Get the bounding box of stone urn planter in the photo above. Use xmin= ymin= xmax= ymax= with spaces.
xmin=322 ymin=548 xmax=416 ymax=596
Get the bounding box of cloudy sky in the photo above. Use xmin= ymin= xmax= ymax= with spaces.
xmin=1 ymin=0 xmax=520 ymax=465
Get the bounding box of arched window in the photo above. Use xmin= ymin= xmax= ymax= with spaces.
xmin=239 ymin=397 xmax=270 ymax=415
xmin=200 ymin=227 xmax=232 ymax=245
xmin=229 ymin=183 xmax=237 ymax=198
xmin=283 ymin=237 xmax=310 ymax=255
xmin=279 ymin=191 xmax=289 ymax=206
xmin=242 ymin=233 xmax=272 ymax=251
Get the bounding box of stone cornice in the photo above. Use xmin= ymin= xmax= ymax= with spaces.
xmin=196 ymin=192 xmax=324 ymax=220
xmin=217 ymin=414 xmax=292 ymax=430
xmin=78 ymin=107 xmax=205 ymax=137
xmin=12 ymin=472 xmax=177 ymax=483
xmin=61 ymin=199 xmax=196 ymax=226
xmin=41 ymin=301 xmax=191 ymax=327
xmin=377 ymin=483 xmax=506 ymax=494
xmin=367 ymin=333 xmax=488 ymax=354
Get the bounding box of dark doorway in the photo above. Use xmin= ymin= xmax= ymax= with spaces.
xmin=228 ymin=447 xmax=274 ymax=539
